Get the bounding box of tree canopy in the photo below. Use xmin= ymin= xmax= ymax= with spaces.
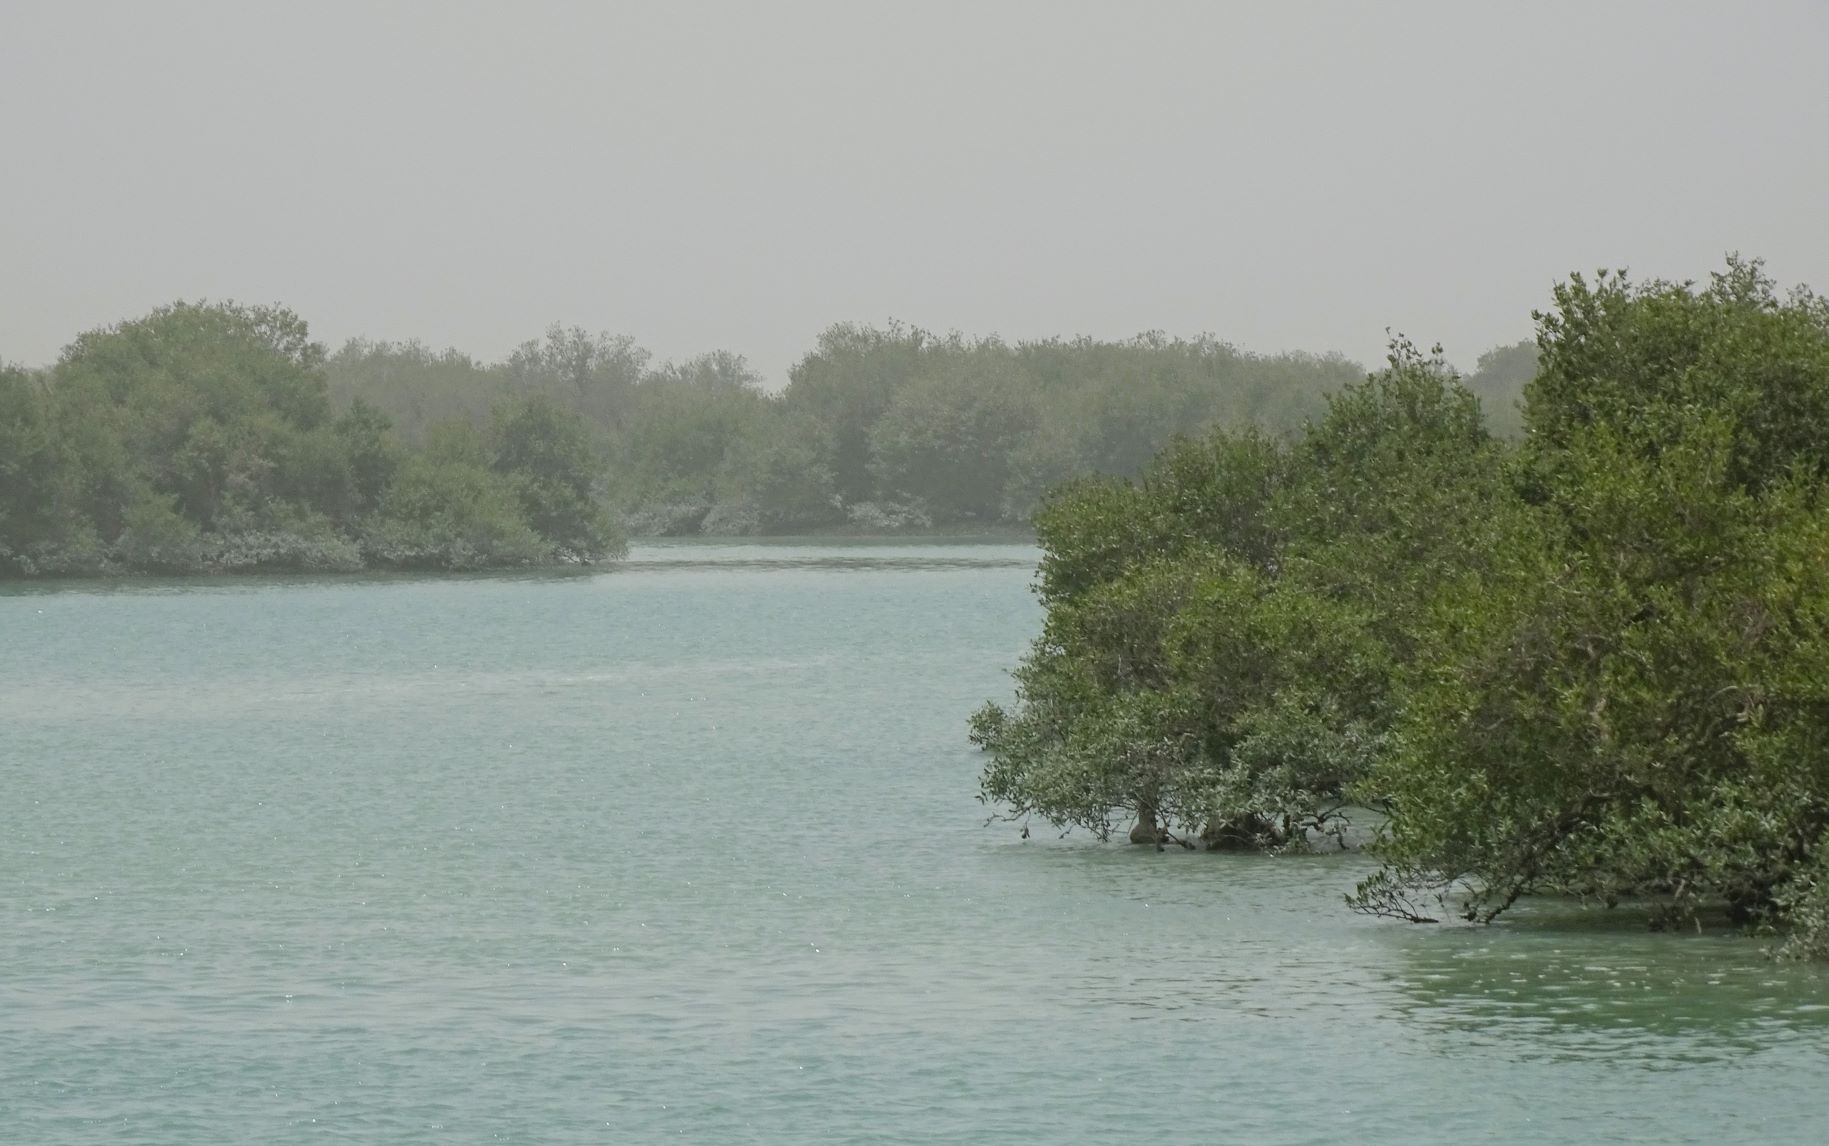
xmin=0 ymin=303 xmax=623 ymax=575
xmin=1360 ymin=260 xmax=1829 ymax=951
xmin=4 ymin=298 xmax=1534 ymax=573
xmin=974 ymin=257 xmax=1829 ymax=959
xmin=317 ymin=321 xmax=1398 ymax=536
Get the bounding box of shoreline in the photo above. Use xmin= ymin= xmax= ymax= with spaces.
xmin=0 ymin=529 xmax=1036 ymax=582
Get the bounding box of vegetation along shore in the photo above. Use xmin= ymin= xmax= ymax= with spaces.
xmin=973 ymin=257 xmax=1829 ymax=957
xmin=1 ymin=304 xmax=1532 ymax=577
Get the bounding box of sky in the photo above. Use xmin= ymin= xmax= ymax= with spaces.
xmin=3 ymin=0 xmax=1826 ymax=385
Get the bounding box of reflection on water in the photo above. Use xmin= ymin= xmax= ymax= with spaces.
xmin=992 ymin=838 xmax=1829 ymax=1075
xmin=617 ymin=537 xmax=1039 ymax=573
xmin=621 ymin=554 xmax=1037 ymax=573
xmin=0 ymin=537 xmax=1041 ymax=597
xmin=1383 ymin=902 xmax=1829 ymax=1067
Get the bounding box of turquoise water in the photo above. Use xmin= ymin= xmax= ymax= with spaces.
xmin=4 ymin=539 xmax=1828 ymax=1144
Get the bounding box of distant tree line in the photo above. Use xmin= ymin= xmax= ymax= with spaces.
xmin=0 ymin=303 xmax=620 ymax=575
xmin=327 ymin=325 xmax=1347 ymax=535
xmin=323 ymin=322 xmax=1533 ymax=537
xmin=973 ymin=258 xmax=1829 ymax=958
xmin=2 ymin=301 xmax=1534 ymax=576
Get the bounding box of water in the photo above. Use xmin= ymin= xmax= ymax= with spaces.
xmin=4 ymin=538 xmax=1827 ymax=1144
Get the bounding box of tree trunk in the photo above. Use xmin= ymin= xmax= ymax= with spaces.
xmin=1129 ymin=799 xmax=1168 ymax=845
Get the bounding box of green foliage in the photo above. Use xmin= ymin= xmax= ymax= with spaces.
xmin=713 ymin=410 xmax=842 ymax=532
xmin=489 ymin=395 xmax=622 ymax=561
xmin=1278 ymin=339 xmax=1514 ymax=670
xmin=977 ymin=344 xmax=1495 ymax=849
xmin=781 ymin=322 xmax=936 ymax=504
xmin=2 ymin=302 xmax=624 ymax=576
xmin=324 ymin=339 xmax=505 ymax=444
xmin=333 ymin=399 xmax=402 ymax=516
xmin=1526 ymin=260 xmax=1829 ymax=493
xmin=1015 ymin=334 xmax=1358 ymax=481
xmin=1353 ymin=261 xmax=1829 ymax=956
xmin=1463 ymin=339 xmax=1535 ymax=438
xmin=867 ymin=354 xmax=1040 ymax=521
xmin=364 ymin=453 xmax=548 ymax=570
xmin=975 ymin=546 xmax=1384 ymax=848
xmin=982 ymin=256 xmax=1829 ymax=958
xmin=972 ymin=258 xmax=1829 ymax=956
xmin=1030 ymin=427 xmax=1286 ymax=606
xmin=609 ymin=353 xmax=771 ymax=514
xmin=506 ymin=325 xmax=650 ymax=430
xmin=0 ymin=366 xmax=66 ymax=556
xmin=316 ymin=314 xmax=1376 ymax=535
xmin=15 ymin=300 xmax=1526 ymax=562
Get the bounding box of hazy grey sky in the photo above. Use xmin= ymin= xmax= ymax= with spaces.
xmin=3 ymin=1 xmax=1826 ymax=383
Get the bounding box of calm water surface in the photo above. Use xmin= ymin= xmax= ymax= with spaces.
xmin=4 ymin=538 xmax=1828 ymax=1143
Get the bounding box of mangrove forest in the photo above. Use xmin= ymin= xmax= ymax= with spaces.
xmin=974 ymin=257 xmax=1829 ymax=957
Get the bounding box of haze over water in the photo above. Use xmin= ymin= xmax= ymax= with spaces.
xmin=5 ymin=540 xmax=1829 ymax=1143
